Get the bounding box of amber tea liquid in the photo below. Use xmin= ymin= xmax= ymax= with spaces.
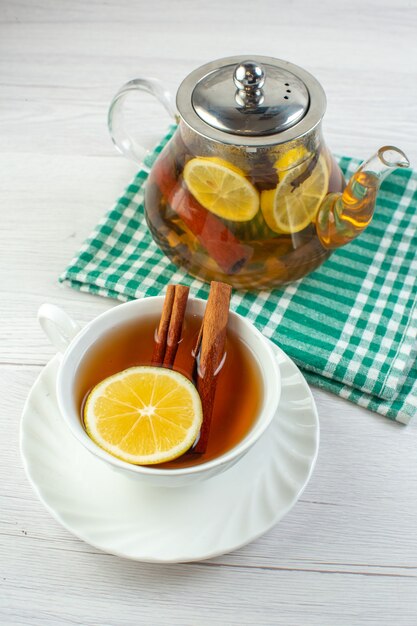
xmin=75 ymin=311 xmax=263 ymax=468
xmin=145 ymin=130 xmax=347 ymax=289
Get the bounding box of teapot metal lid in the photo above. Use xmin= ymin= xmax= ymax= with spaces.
xmin=176 ymin=55 xmax=327 ymax=147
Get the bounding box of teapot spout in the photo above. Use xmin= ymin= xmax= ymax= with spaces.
xmin=316 ymin=146 xmax=410 ymax=250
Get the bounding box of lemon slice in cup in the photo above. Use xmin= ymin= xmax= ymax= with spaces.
xmin=260 ymin=154 xmax=329 ymax=234
xmin=183 ymin=157 xmax=259 ymax=222
xmin=84 ymin=366 xmax=202 ymax=465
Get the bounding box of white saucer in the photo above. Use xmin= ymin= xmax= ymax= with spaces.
xmin=20 ymin=342 xmax=319 ymax=563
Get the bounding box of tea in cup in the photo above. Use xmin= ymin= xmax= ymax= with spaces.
xmin=38 ymin=286 xmax=280 ymax=486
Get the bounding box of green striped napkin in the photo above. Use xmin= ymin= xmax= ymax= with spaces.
xmin=60 ymin=127 xmax=417 ymax=424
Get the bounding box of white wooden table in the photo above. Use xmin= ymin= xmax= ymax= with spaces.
xmin=2 ymin=1 xmax=417 ymax=624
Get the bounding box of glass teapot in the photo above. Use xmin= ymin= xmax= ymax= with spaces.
xmin=108 ymin=55 xmax=409 ymax=289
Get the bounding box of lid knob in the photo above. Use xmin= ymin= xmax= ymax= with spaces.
xmin=233 ymin=60 xmax=265 ymax=107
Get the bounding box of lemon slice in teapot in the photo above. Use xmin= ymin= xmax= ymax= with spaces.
xmin=274 ymin=146 xmax=309 ymax=172
xmin=261 ymin=154 xmax=329 ymax=234
xmin=183 ymin=157 xmax=259 ymax=222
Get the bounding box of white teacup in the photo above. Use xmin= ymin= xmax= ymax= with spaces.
xmin=38 ymin=297 xmax=281 ymax=487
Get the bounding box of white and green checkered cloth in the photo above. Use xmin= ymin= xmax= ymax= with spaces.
xmin=60 ymin=127 xmax=417 ymax=424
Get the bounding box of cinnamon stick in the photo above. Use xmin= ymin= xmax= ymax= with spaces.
xmin=151 ymin=156 xmax=252 ymax=274
xmin=193 ymin=281 xmax=231 ymax=454
xmin=151 ymin=285 xmax=189 ymax=368
xmin=163 ymin=285 xmax=189 ymax=367
xmin=151 ymin=284 xmax=175 ymax=366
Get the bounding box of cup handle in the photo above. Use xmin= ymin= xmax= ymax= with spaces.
xmin=108 ymin=78 xmax=178 ymax=164
xmin=38 ymin=304 xmax=81 ymax=353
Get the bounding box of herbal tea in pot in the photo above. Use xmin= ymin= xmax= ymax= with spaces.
xmin=109 ymin=55 xmax=409 ymax=289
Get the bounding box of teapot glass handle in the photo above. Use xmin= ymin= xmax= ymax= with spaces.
xmin=108 ymin=78 xmax=178 ymax=164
